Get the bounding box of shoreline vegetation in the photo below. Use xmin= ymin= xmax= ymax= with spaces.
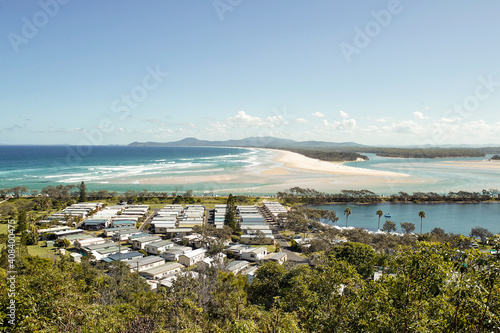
xmin=1 ymin=186 xmax=499 ymax=211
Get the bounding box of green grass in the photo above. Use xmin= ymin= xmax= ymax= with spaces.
xmin=0 ymin=223 xmax=8 ymax=234
xmin=26 ymin=242 xmax=59 ymax=260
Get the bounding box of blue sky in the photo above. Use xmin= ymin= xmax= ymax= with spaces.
xmin=1 ymin=0 xmax=500 ymax=146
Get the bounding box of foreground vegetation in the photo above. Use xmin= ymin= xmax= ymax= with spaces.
xmin=1 ymin=188 xmax=500 ymax=332
xmin=1 ymin=239 xmax=499 ymax=332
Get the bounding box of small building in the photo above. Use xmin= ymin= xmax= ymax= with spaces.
xmin=261 ymin=252 xmax=287 ymax=264
xmin=127 ymin=256 xmax=166 ymax=273
xmin=225 ymin=244 xmax=249 ymax=258
xmin=160 ymin=246 xmax=193 ymax=261
xmin=54 ymin=229 xmax=84 ymax=239
xmin=178 ymin=248 xmax=207 ymax=267
xmin=40 ymin=226 xmax=71 ymax=235
xmin=166 ymin=228 xmax=193 ymax=237
xmin=151 ymin=222 xmax=176 ymax=234
xmin=140 ymin=262 xmax=185 ymax=280
xmin=106 ymin=251 xmax=144 ymax=262
xmin=225 ymin=260 xmax=250 ymax=274
xmin=132 ymin=236 xmax=162 ymax=250
xmin=92 ymin=247 xmax=130 ymax=261
xmin=158 ymin=271 xmax=199 ymax=289
xmin=111 ymin=229 xmax=142 ymax=242
xmin=196 ymin=253 xmax=226 ymax=271
xmin=75 ymin=237 xmax=107 ymax=249
xmin=241 ymin=266 xmax=259 ymax=282
xmin=70 ymin=253 xmax=82 ymax=263
xmin=104 ymin=226 xmax=137 ymax=237
xmin=81 ymin=219 xmax=109 ymax=231
xmin=127 ymin=233 xmax=151 ymax=243
xmin=111 ymin=220 xmax=137 ymax=228
xmin=144 ymin=240 xmax=174 ymax=255
xmin=240 ymin=247 xmax=268 ymax=262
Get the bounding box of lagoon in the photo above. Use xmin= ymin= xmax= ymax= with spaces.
xmin=313 ymin=202 xmax=500 ymax=235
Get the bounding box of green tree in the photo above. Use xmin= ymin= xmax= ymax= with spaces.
xmin=322 ymin=210 xmax=339 ymax=225
xmin=224 ymin=193 xmax=237 ymax=231
xmin=382 ymin=220 xmax=397 ymax=233
xmin=418 ymin=210 xmax=426 ymax=234
xmin=16 ymin=210 xmax=28 ymax=233
xmin=470 ymin=226 xmax=493 ymax=243
xmin=400 ymin=222 xmax=415 ymax=234
xmin=344 ymin=207 xmax=352 ymax=227
xmin=56 ymin=238 xmax=71 ymax=248
xmin=330 ymin=242 xmax=376 ymax=279
xmin=0 ymin=202 xmax=17 ymax=220
xmin=248 ymin=261 xmax=286 ymax=309
xmin=376 ymin=209 xmax=383 ymax=230
xmin=78 ymin=181 xmax=87 ymax=202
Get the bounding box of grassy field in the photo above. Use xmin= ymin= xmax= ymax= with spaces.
xmin=27 ymin=242 xmax=59 ymax=260
xmin=0 ymin=223 xmax=8 ymax=234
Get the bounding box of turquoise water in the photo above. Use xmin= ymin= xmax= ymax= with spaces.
xmin=0 ymin=146 xmax=266 ymax=193
xmin=345 ymin=153 xmax=500 ymax=194
xmin=1 ymin=146 xmax=499 ymax=196
xmin=313 ymin=203 xmax=500 ymax=235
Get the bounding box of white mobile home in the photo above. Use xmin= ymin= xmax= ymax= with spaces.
xmin=140 ymin=262 xmax=185 ymax=280
xmin=178 ymin=248 xmax=206 ymax=267
xmin=240 ymin=247 xmax=268 ymax=262
xmin=144 ymin=240 xmax=174 ymax=255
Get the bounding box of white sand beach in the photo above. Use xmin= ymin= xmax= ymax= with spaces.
xmin=267 ymin=149 xmax=409 ymax=177
xmin=128 ymin=148 xmax=415 ymax=193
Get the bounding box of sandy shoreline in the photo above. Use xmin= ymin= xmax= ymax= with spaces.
xmin=112 ymin=147 xmax=418 ymax=192
xmin=439 ymin=160 xmax=500 ymax=169
xmin=263 ymin=148 xmax=409 ymax=178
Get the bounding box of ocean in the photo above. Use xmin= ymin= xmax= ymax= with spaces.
xmin=1 ymin=145 xmax=500 ymax=234
xmin=0 ymin=145 xmax=271 ymax=194
xmin=0 ymin=146 xmax=499 ymax=195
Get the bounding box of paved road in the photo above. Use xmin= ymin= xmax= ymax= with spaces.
xmin=272 ymin=227 xmax=309 ymax=264
xmin=141 ymin=208 xmax=160 ymax=232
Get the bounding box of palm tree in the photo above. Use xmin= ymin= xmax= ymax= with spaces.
xmin=376 ymin=209 xmax=383 ymax=230
xmin=344 ymin=207 xmax=352 ymax=227
xmin=418 ymin=210 xmax=426 ymax=234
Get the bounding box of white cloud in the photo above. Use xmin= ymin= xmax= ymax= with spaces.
xmin=311 ymin=112 xmax=325 ymax=118
xmin=339 ymin=110 xmax=349 ymax=118
xmin=227 ymin=111 xmax=286 ymax=128
xmin=413 ymin=111 xmax=429 ymax=120
xmin=322 ymin=118 xmax=357 ymax=131
xmin=295 ymin=118 xmax=310 ymax=124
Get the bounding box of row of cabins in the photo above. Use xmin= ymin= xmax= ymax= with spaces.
xmin=237 ymin=206 xmax=275 ymax=245
xmin=151 ymin=204 xmax=205 ymax=237
xmin=151 ymin=204 xmax=183 ymax=233
xmin=48 ymin=202 xmax=104 ymax=221
xmin=80 ymin=204 xmax=148 ymax=231
xmin=262 ymin=202 xmax=287 ymax=223
xmin=213 ymin=205 xmax=226 ymax=229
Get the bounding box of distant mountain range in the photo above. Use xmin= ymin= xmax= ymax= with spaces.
xmin=128 ymin=137 xmax=367 ymax=148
